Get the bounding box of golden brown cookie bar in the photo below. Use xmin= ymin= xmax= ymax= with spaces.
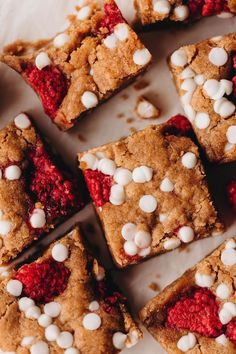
xmin=0 ymin=0 xmax=152 ymax=130
xmin=140 ymin=238 xmax=236 ymax=354
xmin=134 ymin=0 xmax=236 ymax=27
xmin=0 ymin=227 xmax=142 ymax=353
xmin=0 ymin=113 xmax=84 ymax=264
xmin=169 ymin=32 xmax=236 ymax=163
xmin=78 ymin=122 xmax=223 ymax=268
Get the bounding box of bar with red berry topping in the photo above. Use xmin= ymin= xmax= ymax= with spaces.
xmin=0 ymin=227 xmax=142 ymax=353
xmin=0 ymin=0 xmax=152 ymax=130
xmin=169 ymin=32 xmax=236 ymax=163
xmin=78 ymin=117 xmax=223 ymax=268
xmin=140 ymin=238 xmax=236 ymax=353
xmin=0 ymin=113 xmax=84 ymax=264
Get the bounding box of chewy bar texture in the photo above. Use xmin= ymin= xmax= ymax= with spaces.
xmin=134 ymin=0 xmax=236 ymax=27
xmin=0 ymin=227 xmax=142 ymax=353
xmin=0 ymin=0 xmax=152 ymax=130
xmin=78 ymin=124 xmax=223 ymax=268
xmin=0 ymin=113 xmax=84 ymax=264
xmin=169 ymin=32 xmax=236 ymax=163
xmin=140 ymin=238 xmax=236 ymax=354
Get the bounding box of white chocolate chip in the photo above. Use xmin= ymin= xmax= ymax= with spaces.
xmin=225 ymin=239 xmax=236 ymax=249
xmin=181 ymin=152 xmax=197 ymax=169
xmin=133 ymin=48 xmax=151 ymax=66
xmin=0 ymin=220 xmax=12 ymax=235
xmin=217 ymin=11 xmax=234 ymax=18
xmin=216 ymin=283 xmax=231 ymax=299
xmin=177 ymin=333 xmax=197 ymax=352
xmin=180 ymin=67 xmax=195 ymax=80
xmin=30 ymin=341 xmax=49 ymax=354
xmin=21 ymin=336 xmax=35 ymax=347
xmin=6 ymin=279 xmax=23 ymax=296
xmin=81 ymin=153 xmax=98 ymax=170
xmin=103 ymin=34 xmax=119 ymax=49
xmin=221 ymin=248 xmax=236 ymax=266
xmin=45 ymin=324 xmax=60 ymax=341
xmin=132 ymin=166 xmax=153 ymax=183
xmin=211 ymin=36 xmax=223 ymax=42
xmin=64 ymin=349 xmax=80 ymax=354
xmin=174 ymin=5 xmax=189 ymax=20
xmin=89 ymin=301 xmax=99 ymax=311
xmin=114 ymin=168 xmax=132 ymax=186
xmin=215 ymin=334 xmax=228 ymax=346
xmin=139 ymin=195 xmax=157 ymax=213
xmin=163 ymin=237 xmax=181 ymax=250
xmin=44 ymin=301 xmax=61 ymax=318
xmin=181 ymin=92 xmax=193 ymax=105
xmin=208 ymin=47 xmax=228 ymax=66
xmin=14 ymin=113 xmax=31 ymax=129
xmin=216 ymin=99 xmax=235 ymax=118
xmin=18 ymin=297 xmax=35 ymax=312
xmin=159 ymin=213 xmax=167 ymax=222
xmin=181 ymin=78 xmax=196 ymax=92
xmin=126 ymin=330 xmax=139 ymax=348
xmin=194 ymin=112 xmax=210 ymax=129
xmin=195 ymin=272 xmax=215 ymax=287
xmin=30 ymin=209 xmax=46 ymax=229
xmin=134 ymin=230 xmax=151 ymax=249
xmin=171 ymin=49 xmax=188 ymax=67
xmin=153 ymin=0 xmax=171 ymax=15
xmin=138 ymin=246 xmax=151 ymax=257
xmin=25 ymin=306 xmax=41 ymax=320
xmin=83 ymin=313 xmax=102 ymax=330
xmin=81 ymin=91 xmax=98 ymax=109
xmin=56 ymin=331 xmax=74 ymax=349
xmin=219 ymin=302 xmax=236 ymax=324
xmin=124 ymin=241 xmax=138 ymax=256
xmin=5 ymin=165 xmax=21 ymax=180
xmin=114 ymin=23 xmax=129 ymax=41
xmin=38 ymin=314 xmax=52 ymax=328
xmin=227 ymin=126 xmax=236 ymax=144
xmin=35 ymin=52 xmax=51 ymax=70
xmin=51 ymin=244 xmax=69 ymax=262
xmin=178 ymin=226 xmax=194 ymax=243
xmin=77 ymin=6 xmax=92 ymax=20
xmin=112 ymin=332 xmax=127 ymax=349
xmin=121 ymin=223 xmax=137 ymax=241
xmin=98 ymin=158 xmax=116 ymax=176
xmin=194 ymin=74 xmax=205 ymax=86
xmin=203 ymin=79 xmax=220 ymax=98
xmin=53 ymin=33 xmax=70 ymax=48
xmin=136 ymin=99 xmax=159 ymax=119
xmin=160 ymin=177 xmax=174 ymax=192
xmin=183 ymin=104 xmax=196 ymax=121
xmin=109 ymin=184 xmax=125 ymax=205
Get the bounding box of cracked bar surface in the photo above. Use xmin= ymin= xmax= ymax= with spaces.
xmin=169 ymin=32 xmax=236 ymax=163
xmin=0 ymin=227 xmax=142 ymax=353
xmin=140 ymin=238 xmax=236 ymax=354
xmin=0 ymin=0 xmax=151 ymax=130
xmin=78 ymin=123 xmax=223 ymax=268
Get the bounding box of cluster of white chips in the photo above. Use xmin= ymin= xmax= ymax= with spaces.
xmin=152 ymin=0 xmax=189 ymax=21
xmin=171 ymin=39 xmax=236 ymax=153
xmin=121 ymin=223 xmax=152 ymax=257
xmin=177 ymin=332 xmax=197 ymax=352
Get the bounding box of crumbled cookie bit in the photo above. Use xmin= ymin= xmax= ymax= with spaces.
xmin=135 ymin=96 xmax=160 ymax=119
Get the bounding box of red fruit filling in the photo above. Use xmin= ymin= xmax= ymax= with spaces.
xmin=24 ymin=65 xmax=69 ymax=120
xmin=96 ymin=279 xmax=126 ymax=314
xmin=187 ymin=0 xmax=230 ymax=17
xmin=27 ymin=145 xmax=83 ymax=222
xmin=166 ymin=287 xmax=223 ymax=337
xmin=227 ymin=180 xmax=236 ymax=214
xmin=226 ymin=319 xmax=236 ymax=343
xmin=164 ymin=114 xmax=193 ymax=137
xmin=120 ymin=247 xmax=143 ymax=263
xmin=83 ymin=169 xmax=113 ymax=207
xmin=15 ymin=258 xmax=71 ymax=303
xmin=99 ymin=1 xmax=125 ymax=34
xmin=232 ymin=55 xmax=236 ymax=100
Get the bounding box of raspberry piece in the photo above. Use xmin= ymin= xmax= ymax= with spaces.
xmin=187 ymin=0 xmax=229 ymax=17
xmin=226 ymin=319 xmax=236 ymax=343
xmin=164 ymin=114 xmax=193 ymax=137
xmin=24 ymin=65 xmax=69 ymax=120
xmin=99 ymin=1 xmax=125 ymax=34
xmin=27 ymin=145 xmax=83 ymax=222
xmin=97 ymin=279 xmax=126 ymax=314
xmin=166 ymin=287 xmax=223 ymax=337
xmin=15 ymin=258 xmax=70 ymax=303
xmin=83 ymin=169 xmax=113 ymax=207
xmin=227 ymin=180 xmax=236 ymax=213
xmin=187 ymin=0 xmax=205 ymax=17
xmin=120 ymin=247 xmax=142 ymax=264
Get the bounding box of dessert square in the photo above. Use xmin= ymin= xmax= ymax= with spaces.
xmin=0 ymin=0 xmax=152 ymax=130
xmin=134 ymin=0 xmax=235 ymax=27
xmin=0 ymin=113 xmax=84 ymax=264
xmin=140 ymin=238 xmax=236 ymax=354
xmin=169 ymin=32 xmax=236 ymax=163
xmin=0 ymin=227 xmax=142 ymax=353
xmin=78 ymin=119 xmax=223 ymax=268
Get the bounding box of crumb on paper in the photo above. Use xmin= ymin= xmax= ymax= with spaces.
xmin=117 ymin=113 xmax=125 ymax=119
xmin=178 ymin=243 xmax=190 ymax=253
xmin=126 ymin=118 xmax=134 ymax=124
xmin=134 ymin=79 xmax=150 ymax=91
xmin=78 ymin=133 xmax=87 ymax=142
xmin=121 ymin=93 xmax=129 ymax=100
xmin=149 ymin=282 xmax=160 ymax=292
xmin=129 ymin=127 xmax=137 ymax=134
xmin=135 ymin=96 xmax=160 ymax=120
